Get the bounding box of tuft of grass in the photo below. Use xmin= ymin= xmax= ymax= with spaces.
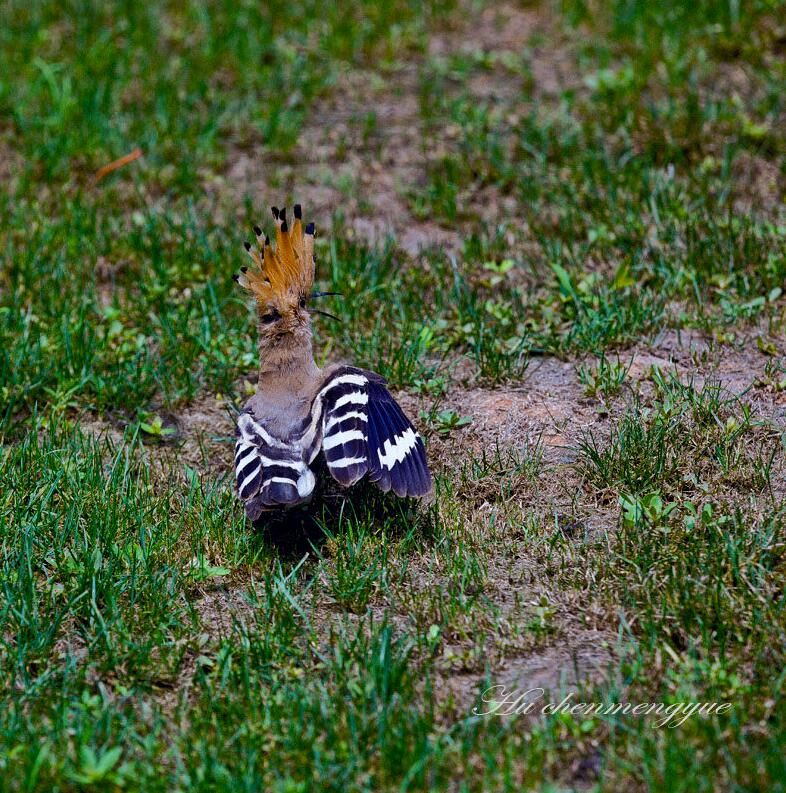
xmin=578 ymin=404 xmax=677 ymax=495
xmin=576 ymin=352 xmax=631 ymax=398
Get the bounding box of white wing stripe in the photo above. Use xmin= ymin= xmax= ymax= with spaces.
xmin=334 ymin=392 xmax=368 ymax=410
xmin=256 ymin=455 xmax=306 ymax=472
xmin=377 ymin=428 xmax=419 ymax=470
xmin=323 ymin=428 xmax=366 ymax=450
xmin=328 ymin=455 xmax=367 ymax=469
xmin=261 ymin=476 xmax=298 ymax=488
xmin=319 ymin=373 xmax=368 ymax=395
xmin=235 ymin=443 xmax=256 ymax=463
xmin=299 ymin=410 xmax=324 ymax=451
xmin=238 ymin=449 xmax=306 ymax=473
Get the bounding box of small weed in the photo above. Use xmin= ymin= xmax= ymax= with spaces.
xmin=422 ymin=408 xmax=473 ymax=436
xmin=576 ymin=353 xmax=631 ymax=398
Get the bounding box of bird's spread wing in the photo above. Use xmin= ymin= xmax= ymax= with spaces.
xmin=235 ymin=413 xmax=315 ymax=517
xmin=316 ymin=367 xmax=432 ymax=498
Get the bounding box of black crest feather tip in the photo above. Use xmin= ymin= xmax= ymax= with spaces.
xmin=236 ymin=205 xmax=316 ymax=304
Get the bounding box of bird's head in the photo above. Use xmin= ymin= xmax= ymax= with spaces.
xmin=235 ymin=205 xmax=337 ymax=356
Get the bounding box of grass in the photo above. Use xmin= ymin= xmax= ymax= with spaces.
xmin=576 ymin=353 xmax=631 ymax=398
xmin=1 ymin=0 xmax=785 ymax=789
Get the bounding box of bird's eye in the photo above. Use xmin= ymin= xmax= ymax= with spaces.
xmin=299 ymin=296 xmax=307 ymax=309
xmin=260 ymin=309 xmax=280 ymax=325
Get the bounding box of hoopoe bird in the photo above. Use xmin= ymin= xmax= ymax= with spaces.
xmin=233 ymin=205 xmax=432 ymax=521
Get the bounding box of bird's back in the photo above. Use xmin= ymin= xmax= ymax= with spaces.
xmin=235 ymin=363 xmax=431 ymax=520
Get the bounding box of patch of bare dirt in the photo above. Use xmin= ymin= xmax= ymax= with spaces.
xmin=409 ymin=328 xmax=785 ymax=709
xmin=174 ymin=395 xmax=237 ymax=475
xmin=438 ymin=330 xmax=786 ymax=458
xmin=0 ymin=137 xmax=24 ymax=189
xmin=224 ymin=1 xmax=570 ymax=252
xmin=429 ymin=2 xmax=575 ymax=98
xmin=642 ymin=324 xmax=786 ymax=419
xmin=731 ymin=150 xmax=784 ymax=214
xmin=441 ymin=629 xmax=616 ymax=714
xmin=447 ymin=358 xmax=595 ymax=457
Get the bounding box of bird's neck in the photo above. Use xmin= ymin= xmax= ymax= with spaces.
xmin=256 ymin=335 xmax=320 ymax=396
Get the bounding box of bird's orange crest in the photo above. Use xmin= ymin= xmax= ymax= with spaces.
xmin=235 ymin=205 xmax=315 ymax=309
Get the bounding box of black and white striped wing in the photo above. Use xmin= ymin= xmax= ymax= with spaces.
xmin=318 ymin=368 xmax=432 ymax=498
xmin=234 ymin=412 xmax=315 ymax=516
xmin=317 ymin=370 xmax=370 ymax=487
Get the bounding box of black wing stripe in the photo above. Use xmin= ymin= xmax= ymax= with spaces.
xmin=238 ymin=464 xmax=262 ymax=500
xmin=329 ymin=461 xmax=368 ymax=487
xmin=236 ymin=455 xmax=260 ymax=482
xmin=237 ymin=447 xmax=305 ymax=479
xmin=256 ymin=464 xmax=304 ymax=481
xmin=324 ymin=413 xmax=368 ymax=436
xmin=261 ymin=479 xmax=301 ymax=506
xmin=246 ymin=442 xmax=309 ymax=464
xmin=324 ymin=441 xmax=366 ymax=467
xmin=235 ymin=443 xmax=256 ymax=466
xmin=366 ymin=391 xmax=392 ymax=492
